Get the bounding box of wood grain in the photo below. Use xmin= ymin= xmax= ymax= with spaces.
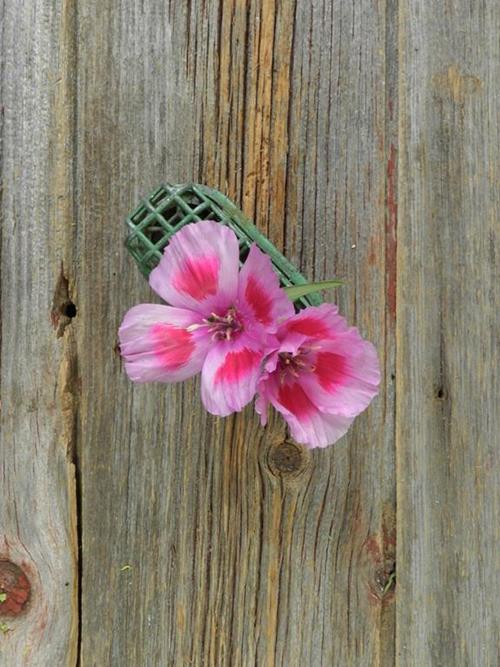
xmin=75 ymin=1 xmax=395 ymax=665
xmin=1 ymin=0 xmax=498 ymax=665
xmin=0 ymin=0 xmax=78 ymax=664
xmin=396 ymin=1 xmax=500 ymax=665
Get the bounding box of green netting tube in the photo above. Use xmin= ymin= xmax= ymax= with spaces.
xmin=124 ymin=183 xmax=321 ymax=309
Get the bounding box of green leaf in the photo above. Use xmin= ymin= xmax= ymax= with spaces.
xmin=0 ymin=593 xmax=6 ymax=603
xmin=0 ymin=623 xmax=9 ymax=634
xmin=284 ymin=280 xmax=344 ymax=302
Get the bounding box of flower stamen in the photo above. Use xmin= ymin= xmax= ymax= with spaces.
xmin=278 ymin=346 xmax=316 ymax=384
xmin=204 ymin=307 xmax=243 ymax=341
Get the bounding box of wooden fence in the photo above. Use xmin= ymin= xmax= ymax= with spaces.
xmin=1 ymin=1 xmax=498 ymax=664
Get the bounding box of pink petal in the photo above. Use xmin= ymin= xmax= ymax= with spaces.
xmin=201 ymin=335 xmax=263 ymax=416
xmin=277 ymin=381 xmax=317 ymax=419
xmin=238 ymin=245 xmax=294 ymax=330
xmin=260 ymin=375 xmax=354 ymax=448
xmin=287 ymin=408 xmax=354 ymax=449
xmin=254 ymin=347 xmax=282 ymax=426
xmin=149 ymin=221 xmax=239 ymax=315
xmin=280 ymin=303 xmax=348 ymax=340
xmin=255 ymin=390 xmax=270 ymax=426
xmin=118 ymin=304 xmax=210 ymax=383
xmin=173 ymin=255 xmax=219 ymax=301
xmin=301 ymin=330 xmax=380 ymax=417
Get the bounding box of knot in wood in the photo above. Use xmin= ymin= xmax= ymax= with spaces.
xmin=0 ymin=560 xmax=31 ymax=617
xmin=268 ymin=441 xmax=307 ymax=477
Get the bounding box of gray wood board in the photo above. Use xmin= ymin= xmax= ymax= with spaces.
xmin=0 ymin=0 xmax=78 ymax=664
xmin=396 ymin=1 xmax=500 ymax=664
xmin=75 ymin=1 xmax=395 ymax=665
xmin=0 ymin=0 xmax=497 ymax=665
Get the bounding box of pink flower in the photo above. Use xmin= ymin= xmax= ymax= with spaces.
xmin=119 ymin=221 xmax=294 ymax=416
xmin=255 ymin=304 xmax=380 ymax=448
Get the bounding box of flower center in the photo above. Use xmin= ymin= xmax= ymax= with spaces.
xmin=206 ymin=307 xmax=243 ymax=341
xmin=278 ymin=347 xmax=316 ymax=383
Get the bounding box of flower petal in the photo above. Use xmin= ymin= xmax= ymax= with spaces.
xmin=238 ymin=245 xmax=294 ymax=330
xmin=279 ymin=303 xmax=348 ymax=340
xmin=201 ymin=335 xmax=263 ymax=416
xmin=301 ymin=329 xmax=380 ymax=417
xmin=119 ymin=304 xmax=210 ymax=383
xmin=260 ymin=375 xmax=354 ymax=448
xmin=149 ymin=221 xmax=239 ymax=314
xmin=255 ymin=390 xmax=270 ymax=426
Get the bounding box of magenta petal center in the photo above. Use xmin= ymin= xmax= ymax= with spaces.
xmin=151 ymin=323 xmax=195 ymax=370
xmin=314 ymin=351 xmax=347 ymax=390
xmin=173 ymin=254 xmax=220 ymax=301
xmin=214 ymin=348 xmax=261 ymax=384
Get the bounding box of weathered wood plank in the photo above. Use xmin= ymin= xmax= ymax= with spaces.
xmin=0 ymin=0 xmax=78 ymax=664
xmin=3 ymin=0 xmax=497 ymax=665
xmin=75 ymin=1 xmax=395 ymax=664
xmin=396 ymin=1 xmax=500 ymax=664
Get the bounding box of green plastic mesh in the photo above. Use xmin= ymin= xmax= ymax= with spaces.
xmin=125 ymin=183 xmax=321 ymax=309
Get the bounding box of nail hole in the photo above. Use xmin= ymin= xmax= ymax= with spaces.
xmin=436 ymin=387 xmax=445 ymax=399
xmin=62 ymin=302 xmax=77 ymax=318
